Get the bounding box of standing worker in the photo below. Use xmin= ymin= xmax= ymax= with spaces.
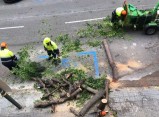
xmin=111 ymin=7 xmax=127 ymax=23
xmin=0 ymin=42 xmax=18 ymax=70
xmin=43 ymin=37 xmax=60 ymax=60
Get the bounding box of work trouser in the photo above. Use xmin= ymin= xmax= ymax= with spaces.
xmin=111 ymin=10 xmax=118 ymax=23
xmin=2 ymin=61 xmax=17 ymax=70
xmin=47 ymin=49 xmax=60 ymax=59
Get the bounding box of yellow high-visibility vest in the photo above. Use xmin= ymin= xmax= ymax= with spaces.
xmin=116 ymin=7 xmax=124 ymax=17
xmin=43 ymin=41 xmax=58 ymax=51
xmin=0 ymin=49 xmax=14 ymax=62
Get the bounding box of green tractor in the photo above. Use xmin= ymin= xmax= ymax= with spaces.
xmin=116 ymin=1 xmax=159 ymax=35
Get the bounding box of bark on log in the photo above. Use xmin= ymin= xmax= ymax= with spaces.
xmin=37 ymin=79 xmax=50 ymax=94
xmin=81 ymin=84 xmax=98 ymax=94
xmin=43 ymin=79 xmax=55 ymax=88
xmin=51 ymin=105 xmax=56 ymax=113
xmin=42 ymin=86 xmax=60 ymax=100
xmin=59 ymin=83 xmax=68 ymax=87
xmin=97 ymin=99 xmax=107 ymax=111
xmin=48 ymin=96 xmax=56 ymax=113
xmin=62 ymin=78 xmax=72 ymax=86
xmin=103 ymin=39 xmax=118 ymax=81
xmin=37 ymin=79 xmax=46 ymax=87
xmin=105 ymin=80 xmax=109 ymax=101
xmin=60 ymin=91 xmax=67 ymax=98
xmin=65 ymin=88 xmax=82 ymax=100
xmin=51 ymin=78 xmax=62 ymax=84
xmin=69 ymin=85 xmax=74 ymax=94
xmin=36 ymin=79 xmax=59 ymax=107
xmin=70 ymin=107 xmax=79 ymax=116
xmin=79 ymin=89 xmax=106 ymax=117
xmin=34 ymin=88 xmax=82 ymax=108
xmin=62 ymin=78 xmax=75 ymax=95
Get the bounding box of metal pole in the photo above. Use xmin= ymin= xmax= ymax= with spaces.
xmin=0 ymin=88 xmax=22 ymax=109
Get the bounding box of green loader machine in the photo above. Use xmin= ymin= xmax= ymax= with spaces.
xmin=114 ymin=1 xmax=159 ymax=35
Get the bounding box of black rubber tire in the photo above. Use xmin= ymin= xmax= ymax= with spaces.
xmin=3 ymin=0 xmax=19 ymax=3
xmin=144 ymin=26 xmax=157 ymax=35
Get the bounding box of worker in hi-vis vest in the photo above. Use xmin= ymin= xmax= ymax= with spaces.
xmin=0 ymin=42 xmax=18 ymax=70
xmin=43 ymin=37 xmax=60 ymax=60
xmin=111 ymin=7 xmax=127 ymax=23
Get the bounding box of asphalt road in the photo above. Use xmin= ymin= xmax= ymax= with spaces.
xmin=0 ymin=0 xmax=158 ymax=52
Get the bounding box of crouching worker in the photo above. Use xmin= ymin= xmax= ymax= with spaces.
xmin=0 ymin=42 xmax=18 ymax=70
xmin=111 ymin=7 xmax=127 ymax=23
xmin=43 ymin=37 xmax=60 ymax=61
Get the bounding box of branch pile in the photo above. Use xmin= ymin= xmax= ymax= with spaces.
xmin=70 ymin=80 xmax=110 ymax=117
xmin=33 ymin=68 xmax=108 ymax=116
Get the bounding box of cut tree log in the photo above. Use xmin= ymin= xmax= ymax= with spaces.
xmin=39 ymin=84 xmax=56 ymax=112
xmin=42 ymin=86 xmax=60 ymax=100
xmin=48 ymin=96 xmax=56 ymax=113
xmin=97 ymin=99 xmax=107 ymax=111
xmin=81 ymin=84 xmax=98 ymax=94
xmin=70 ymin=107 xmax=79 ymax=116
xmin=103 ymin=39 xmax=118 ymax=81
xmin=60 ymin=91 xmax=67 ymax=98
xmin=62 ymin=79 xmax=84 ymax=98
xmin=65 ymin=73 xmax=73 ymax=79
xmin=34 ymin=88 xmax=82 ymax=108
xmin=69 ymin=85 xmax=74 ymax=94
xmin=78 ymin=89 xmax=106 ymax=117
xmin=105 ymin=79 xmax=110 ymax=101
xmin=36 ymin=79 xmax=50 ymax=94
xmin=62 ymin=78 xmax=72 ymax=86
xmin=42 ymin=79 xmax=55 ymax=88
xmin=51 ymin=78 xmax=63 ymax=84
xmin=51 ymin=105 xmax=56 ymax=113
xmin=62 ymin=78 xmax=76 ymax=95
xmin=59 ymin=83 xmax=68 ymax=87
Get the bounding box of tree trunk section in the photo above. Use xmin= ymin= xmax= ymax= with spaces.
xmin=82 ymin=84 xmax=98 ymax=94
xmin=79 ymin=89 xmax=105 ymax=117
xmin=103 ymin=39 xmax=118 ymax=81
xmin=105 ymin=79 xmax=109 ymax=101
xmin=97 ymin=99 xmax=107 ymax=111
xmin=34 ymin=88 xmax=82 ymax=108
xmin=70 ymin=107 xmax=79 ymax=116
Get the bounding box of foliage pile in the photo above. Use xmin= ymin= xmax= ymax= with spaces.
xmin=12 ymin=46 xmax=45 ymax=81
xmin=87 ymin=39 xmax=102 ymax=47
xmin=77 ymin=17 xmax=125 ymax=38
xmin=55 ymin=34 xmax=83 ymax=56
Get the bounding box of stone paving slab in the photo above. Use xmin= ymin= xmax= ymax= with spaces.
xmin=109 ymin=87 xmax=159 ymax=117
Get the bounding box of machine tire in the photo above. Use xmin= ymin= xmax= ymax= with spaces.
xmin=144 ymin=26 xmax=157 ymax=35
xmin=3 ymin=0 xmax=19 ymax=3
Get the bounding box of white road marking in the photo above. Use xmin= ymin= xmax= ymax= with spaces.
xmin=0 ymin=3 xmax=155 ymax=21
xmin=0 ymin=26 xmax=24 ymax=30
xmin=64 ymin=4 xmax=156 ymax=24
xmin=65 ymin=17 xmax=106 ymax=24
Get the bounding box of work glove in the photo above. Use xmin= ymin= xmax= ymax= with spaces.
xmin=119 ymin=20 xmax=124 ymax=27
xmin=12 ymin=55 xmax=18 ymax=61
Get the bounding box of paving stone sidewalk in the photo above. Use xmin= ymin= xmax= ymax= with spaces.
xmin=109 ymin=87 xmax=159 ymax=117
